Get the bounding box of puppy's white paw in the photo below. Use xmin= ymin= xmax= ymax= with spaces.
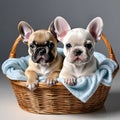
xmin=46 ymin=77 xmax=58 ymax=86
xmin=26 ymin=79 xmax=39 ymax=91
xmin=64 ymin=77 xmax=77 ymax=86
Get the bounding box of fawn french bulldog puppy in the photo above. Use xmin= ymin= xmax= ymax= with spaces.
xmin=53 ymin=16 xmax=103 ymax=85
xmin=18 ymin=21 xmax=63 ymax=90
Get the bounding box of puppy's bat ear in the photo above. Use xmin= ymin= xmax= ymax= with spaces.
xmin=18 ymin=21 xmax=34 ymax=44
xmin=48 ymin=21 xmax=58 ymax=41
xmin=54 ymin=16 xmax=71 ymax=42
xmin=87 ymin=17 xmax=103 ymax=42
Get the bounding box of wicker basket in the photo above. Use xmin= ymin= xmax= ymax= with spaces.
xmin=7 ymin=33 xmax=119 ymax=114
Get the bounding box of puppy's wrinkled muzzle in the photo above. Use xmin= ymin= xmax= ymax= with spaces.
xmin=32 ymin=48 xmax=54 ymax=64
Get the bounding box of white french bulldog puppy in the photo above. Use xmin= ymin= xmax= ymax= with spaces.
xmin=53 ymin=16 xmax=103 ymax=85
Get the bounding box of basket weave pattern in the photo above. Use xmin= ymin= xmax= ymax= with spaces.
xmin=11 ymin=81 xmax=110 ymax=114
xmin=8 ymin=33 xmax=119 ymax=114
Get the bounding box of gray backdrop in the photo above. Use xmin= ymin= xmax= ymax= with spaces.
xmin=0 ymin=0 xmax=120 ymax=67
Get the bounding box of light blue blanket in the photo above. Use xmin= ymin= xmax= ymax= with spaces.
xmin=1 ymin=48 xmax=118 ymax=103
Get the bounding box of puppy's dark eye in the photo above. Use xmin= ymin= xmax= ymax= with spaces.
xmin=84 ymin=43 xmax=92 ymax=49
xmin=66 ymin=43 xmax=72 ymax=49
xmin=48 ymin=42 xmax=54 ymax=48
xmin=30 ymin=41 xmax=36 ymax=49
xmin=30 ymin=44 xmax=35 ymax=48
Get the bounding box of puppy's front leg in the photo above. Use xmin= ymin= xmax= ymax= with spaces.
xmin=25 ymin=69 xmax=39 ymax=90
xmin=59 ymin=70 xmax=77 ymax=86
xmin=46 ymin=70 xmax=60 ymax=86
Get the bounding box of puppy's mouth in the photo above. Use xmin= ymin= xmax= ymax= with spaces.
xmin=70 ymin=55 xmax=89 ymax=64
xmin=33 ymin=55 xmax=46 ymax=63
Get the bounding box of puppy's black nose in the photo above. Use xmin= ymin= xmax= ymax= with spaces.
xmin=74 ymin=49 xmax=83 ymax=56
xmin=39 ymin=48 xmax=46 ymax=55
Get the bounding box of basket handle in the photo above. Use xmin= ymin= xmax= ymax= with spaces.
xmin=9 ymin=35 xmax=22 ymax=58
xmin=100 ymin=33 xmax=119 ymax=77
xmin=9 ymin=33 xmax=119 ymax=77
xmin=9 ymin=33 xmax=117 ymax=60
xmin=100 ymin=33 xmax=116 ymax=60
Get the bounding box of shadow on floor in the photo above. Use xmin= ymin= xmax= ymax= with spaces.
xmin=105 ymin=91 xmax=120 ymax=113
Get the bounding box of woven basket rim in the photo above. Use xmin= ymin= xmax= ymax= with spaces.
xmin=8 ymin=78 xmax=64 ymax=87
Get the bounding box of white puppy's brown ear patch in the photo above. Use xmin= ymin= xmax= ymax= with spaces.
xmin=54 ymin=16 xmax=71 ymax=42
xmin=87 ymin=17 xmax=103 ymax=42
xmin=18 ymin=21 xmax=34 ymax=44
